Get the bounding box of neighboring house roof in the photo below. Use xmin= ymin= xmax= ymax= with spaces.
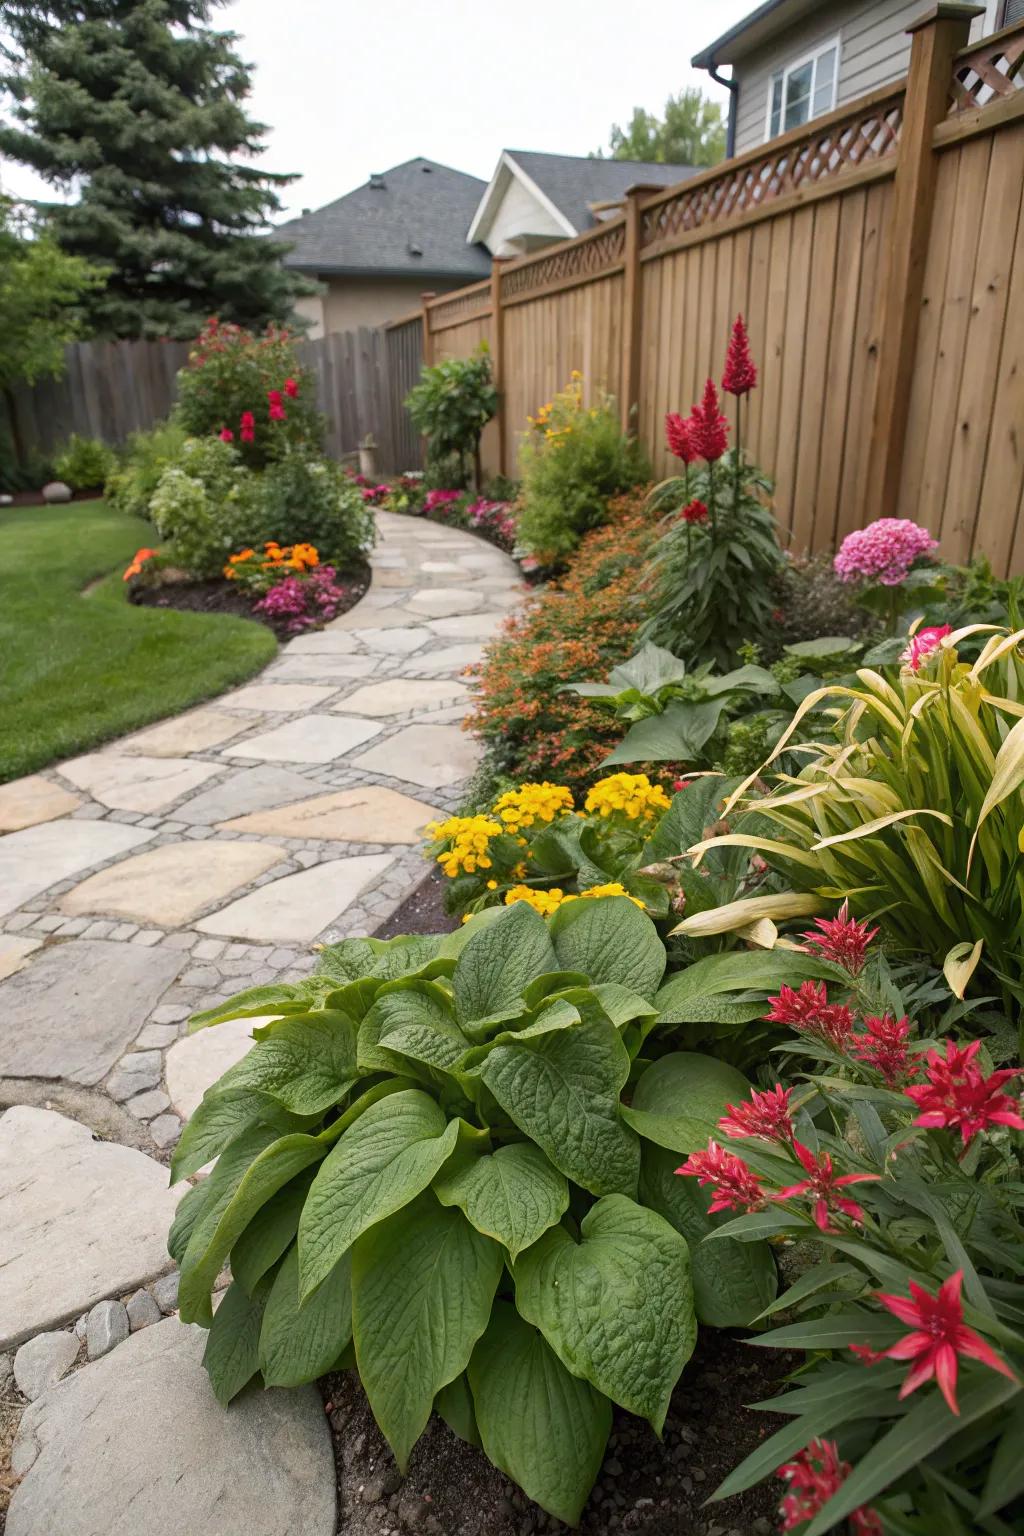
xmin=692 ymin=0 xmax=824 ymax=67
xmin=277 ymin=158 xmax=492 ymax=280
xmin=467 ymin=150 xmax=694 ymax=246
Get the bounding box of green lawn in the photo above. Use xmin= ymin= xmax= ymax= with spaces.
xmin=0 ymin=500 xmax=277 ymax=783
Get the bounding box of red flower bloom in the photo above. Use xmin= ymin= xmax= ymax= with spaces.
xmin=680 ymin=498 xmax=708 ymax=524
xmin=877 ymin=1270 xmax=1017 ymax=1414
xmin=801 ymin=899 xmax=878 ymax=976
xmin=239 ymin=409 xmax=255 ymax=444
xmin=901 ymin=622 xmax=952 ymax=672
xmin=676 ymin=1139 xmax=766 ymax=1215
xmin=851 ymin=1013 xmax=924 ymax=1088
xmin=904 ymin=1039 xmax=1024 ymax=1146
xmin=721 ymin=314 xmax=758 ymax=397
xmin=664 ymin=411 xmax=695 ymax=463
xmin=267 ymin=389 xmax=287 ymax=423
xmin=777 ymin=1439 xmax=881 ymax=1535
xmin=849 ymin=1343 xmax=886 ymax=1365
xmin=219 ymin=427 xmax=234 ymax=443
xmin=719 ymin=1084 xmax=794 ymax=1145
xmin=687 ymin=378 xmax=730 ymax=463
xmin=773 ymin=1140 xmax=879 ymax=1232
xmin=283 ymin=376 xmax=299 ymax=398
xmin=764 ymin=981 xmax=855 ymax=1051
xmin=672 ymin=778 xmax=691 ymax=792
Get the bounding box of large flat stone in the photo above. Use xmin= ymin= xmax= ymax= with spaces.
xmin=7 ymin=1316 xmax=335 ymax=1536
xmin=116 ymin=709 xmax=253 ymax=757
xmin=0 ymin=775 xmax=81 ymax=833
xmin=410 ymin=642 xmax=486 ymax=675
xmin=219 ymin=785 xmax=441 ymax=845
xmin=0 ymin=940 xmax=182 ymax=1085
xmin=0 ymin=819 xmax=155 ymax=918
xmin=350 ymin=626 xmax=432 ymax=655
xmin=265 ymin=653 xmax=378 ymax=681
xmin=224 ymin=714 xmax=382 ymax=764
xmin=166 ymin=1016 xmax=268 ymax=1120
xmin=195 ymin=855 xmax=393 ymax=943
xmin=282 ymin=630 xmax=360 ymax=653
xmin=0 ymin=1107 xmax=183 ymax=1350
xmin=173 ymin=764 xmax=321 ymax=826
xmin=59 ymin=841 xmax=285 ymax=927
xmin=426 ymin=611 xmax=507 ymax=641
xmin=58 ymin=753 xmax=222 ymax=813
xmin=0 ymin=934 xmax=41 ymax=982
xmin=351 ymin=722 xmax=482 ymax=789
xmin=332 ymin=677 xmax=468 ymax=717
xmin=220 ymin=682 xmax=337 ymax=712
xmin=407 ymin=587 xmax=484 ymax=617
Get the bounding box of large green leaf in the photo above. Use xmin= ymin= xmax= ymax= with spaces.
xmin=433 ymin=1142 xmax=569 ymax=1260
xmin=514 ymin=1194 xmax=695 ymax=1432
xmin=469 ymin=1302 xmax=611 ymax=1526
xmin=316 ymin=933 xmax=448 ymax=985
xmin=203 ymin=1278 xmax=271 ymax=1406
xmin=352 ymin=1192 xmax=503 ymax=1470
xmin=549 ymin=897 xmax=666 ymax=998
xmin=621 ymin=1052 xmax=752 ymax=1154
xmin=258 ymin=1242 xmax=352 ymax=1388
xmin=170 ymin=1090 xmax=311 ymax=1184
xmin=299 ymin=1089 xmax=460 ymax=1301
xmin=358 ymin=982 xmax=470 ymax=1076
xmin=168 ymin=1179 xmax=214 ymax=1266
xmin=189 ymin=983 xmax=309 ymax=1033
xmin=639 ymin=1144 xmax=776 ymax=1327
xmin=602 ymin=698 xmax=728 ymax=765
xmin=453 ymin=902 xmax=558 ymax=1026
xmin=434 ymin=1373 xmax=481 ymax=1449
xmin=654 ymin=949 xmax=845 ymax=1024
xmin=477 ymin=1009 xmax=640 ymax=1196
xmin=640 ymin=777 xmax=738 ymax=864
xmin=230 ymin=1172 xmax=314 ymax=1296
xmin=211 ymin=1010 xmax=358 ymax=1115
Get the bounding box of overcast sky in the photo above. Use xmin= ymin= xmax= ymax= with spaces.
xmin=0 ymin=0 xmax=755 ymax=220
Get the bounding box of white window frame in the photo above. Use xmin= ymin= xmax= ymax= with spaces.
xmin=764 ymin=32 xmax=842 ymax=142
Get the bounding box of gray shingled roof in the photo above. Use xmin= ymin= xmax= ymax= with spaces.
xmin=277 ymin=158 xmax=492 ymax=279
xmin=507 ymin=151 xmax=696 ymax=233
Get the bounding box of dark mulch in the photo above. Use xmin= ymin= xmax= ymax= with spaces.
xmin=129 ymin=560 xmax=371 ymax=642
xmin=372 ymin=868 xmax=457 ymax=940
xmin=320 ymin=1330 xmax=789 ymax=1536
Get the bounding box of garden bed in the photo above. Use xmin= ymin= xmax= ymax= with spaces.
xmin=129 ymin=558 xmax=371 ymax=641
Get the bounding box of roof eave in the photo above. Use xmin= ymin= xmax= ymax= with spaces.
xmin=691 ymin=0 xmax=818 ymax=68
xmin=282 ymin=260 xmax=489 ymax=280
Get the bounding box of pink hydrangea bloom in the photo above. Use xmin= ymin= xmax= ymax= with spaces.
xmin=833 ymin=518 xmax=937 ymax=586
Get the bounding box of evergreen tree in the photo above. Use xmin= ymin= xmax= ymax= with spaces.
xmin=0 ymin=0 xmax=313 ymax=338
xmin=595 ymin=88 xmax=726 ymax=168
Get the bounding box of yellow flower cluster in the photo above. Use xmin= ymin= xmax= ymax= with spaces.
xmin=493 ymin=782 xmax=574 ymax=831
xmin=584 ymin=773 xmax=672 ymax=822
xmin=503 ymin=881 xmax=645 ymax=916
xmin=426 ymin=815 xmax=502 ymax=878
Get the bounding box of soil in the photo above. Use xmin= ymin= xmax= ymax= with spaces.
xmin=373 ymin=869 xmax=458 ymax=940
xmin=129 ymin=560 xmax=371 ymax=641
xmin=319 ymin=1330 xmax=790 ymax=1536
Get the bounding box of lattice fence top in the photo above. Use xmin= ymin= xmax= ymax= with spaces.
xmin=428 ymin=281 xmax=491 ymax=332
xmin=640 ymin=91 xmax=904 ymax=250
xmin=949 ymin=20 xmax=1024 ymax=114
xmin=500 ymin=222 xmax=626 ymax=303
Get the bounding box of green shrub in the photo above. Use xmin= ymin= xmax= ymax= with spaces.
xmin=405 ymin=347 xmax=498 ymax=489
xmin=104 ymin=420 xmax=188 ymax=521
xmin=149 ymin=436 xmax=257 ymax=577
xmin=170 ymin=900 xmax=790 ymax=1523
xmin=53 ymin=433 xmax=115 ymax=491
xmin=176 ymin=317 xmax=323 ymax=470
xmin=516 ymin=379 xmax=649 ymax=563
xmin=255 ymin=451 xmax=375 ymax=568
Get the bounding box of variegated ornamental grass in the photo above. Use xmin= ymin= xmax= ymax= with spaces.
xmin=679 ymin=625 xmax=1024 ymax=1020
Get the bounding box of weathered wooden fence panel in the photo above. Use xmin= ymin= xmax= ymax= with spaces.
xmin=384 ymin=314 xmax=425 ymax=473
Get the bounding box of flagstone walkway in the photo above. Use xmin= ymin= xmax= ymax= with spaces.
xmin=0 ymin=511 xmax=522 ymax=1534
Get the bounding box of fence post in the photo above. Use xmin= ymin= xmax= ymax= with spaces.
xmin=420 ymin=292 xmax=436 ymax=369
xmin=866 ymin=2 xmax=983 ymax=517
xmin=490 ymin=258 xmax=506 ymax=476
xmin=619 ymin=184 xmax=662 ymax=435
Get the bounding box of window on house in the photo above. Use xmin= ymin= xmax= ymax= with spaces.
xmin=767 ymin=38 xmax=840 ymax=140
xmin=1001 ymin=0 xmax=1024 ymax=26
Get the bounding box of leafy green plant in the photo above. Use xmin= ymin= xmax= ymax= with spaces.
xmin=405 ymin=346 xmax=498 ymax=491
xmin=254 ymin=451 xmax=375 ymax=568
xmin=148 ymin=436 xmax=258 ymax=577
xmin=52 ymin=433 xmax=116 ymax=491
xmin=103 ymin=419 xmax=188 ymax=521
xmin=171 ymin=900 xmax=790 ymax=1522
xmin=516 ymin=378 xmax=649 ymax=563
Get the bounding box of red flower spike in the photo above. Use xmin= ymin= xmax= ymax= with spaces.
xmin=850 ymin=1013 xmax=924 ymax=1088
xmin=239 ymin=409 xmax=256 ymax=445
xmin=687 ymin=378 xmax=730 ymax=463
xmin=719 ymin=1084 xmax=794 ymax=1145
xmin=849 ymin=1343 xmax=886 ymax=1365
xmin=722 ymin=314 xmax=758 ymax=397
xmin=877 ymin=1270 xmax=1017 ymax=1414
xmin=664 ymin=411 xmax=695 ymax=463
xmin=801 ymin=899 xmax=878 ymax=976
xmin=219 ymin=427 xmax=234 ymax=443
xmin=764 ymin=981 xmax=855 ymax=1051
xmin=680 ymin=498 xmax=708 ymax=524
xmin=283 ymin=377 xmax=299 ymax=399
xmin=773 ymin=1141 xmax=879 ymax=1232
xmin=676 ymin=1139 xmax=766 ymax=1215
xmin=777 ymin=1440 xmax=882 ymax=1536
xmin=905 ymin=1039 xmax=1024 ymax=1146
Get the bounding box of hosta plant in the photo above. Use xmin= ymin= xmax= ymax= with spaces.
xmin=169 ymin=898 xmax=790 ymax=1522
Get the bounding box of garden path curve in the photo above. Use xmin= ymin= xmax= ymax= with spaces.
xmin=0 ymin=510 xmax=523 ymax=1534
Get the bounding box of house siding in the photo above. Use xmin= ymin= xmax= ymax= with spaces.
xmin=320 ymin=275 xmax=466 ymax=334
xmin=732 ymin=0 xmax=997 ymax=153
xmin=484 ymin=175 xmax=568 ymax=257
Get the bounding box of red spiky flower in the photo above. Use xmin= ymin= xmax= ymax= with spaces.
xmin=850 ymin=1013 xmax=924 ymax=1088
xmin=773 ymin=1140 xmax=879 ymax=1232
xmin=764 ymin=981 xmax=855 ymax=1051
xmin=676 ymin=1139 xmax=765 ymax=1214
xmin=777 ymin=1439 xmax=882 ymax=1535
xmin=904 ymin=1039 xmax=1024 ymax=1146
xmin=801 ymin=899 xmax=878 ymax=975
xmin=680 ymin=498 xmax=708 ymax=524
xmin=876 ymin=1270 xmax=1017 ymax=1414
xmin=722 ymin=314 xmax=758 ymax=397
xmin=665 ymin=411 xmax=695 ymax=463
xmin=719 ymin=1084 xmax=794 ymax=1145
xmin=687 ymin=378 xmax=730 ymax=463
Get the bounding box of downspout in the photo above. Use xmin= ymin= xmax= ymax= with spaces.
xmin=706 ymin=59 xmax=738 ymax=159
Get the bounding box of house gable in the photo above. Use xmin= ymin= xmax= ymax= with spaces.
xmin=466 ymin=153 xmax=576 ymax=256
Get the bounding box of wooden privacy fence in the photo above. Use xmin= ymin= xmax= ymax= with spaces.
xmin=418 ymin=4 xmax=1024 ymax=574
